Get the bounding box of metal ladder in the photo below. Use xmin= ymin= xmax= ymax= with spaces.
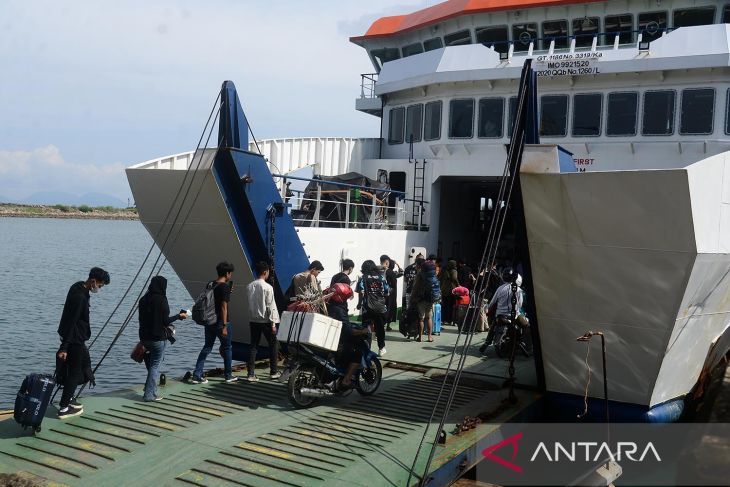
xmin=409 ymin=136 xmax=426 ymax=230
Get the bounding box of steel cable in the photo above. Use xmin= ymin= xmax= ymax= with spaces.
xmin=406 ymin=62 xmax=534 ymax=486
xmin=75 ymin=98 xmax=223 ymax=398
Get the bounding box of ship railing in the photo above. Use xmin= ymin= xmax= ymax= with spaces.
xmin=360 ymin=73 xmax=378 ymax=99
xmin=272 ymin=173 xmax=422 ymax=230
xmin=482 ymin=27 xmax=677 ymax=58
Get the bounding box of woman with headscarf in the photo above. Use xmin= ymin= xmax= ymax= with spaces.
xmin=439 ymin=260 xmax=460 ymax=326
xmin=138 ymin=276 xmax=187 ymax=401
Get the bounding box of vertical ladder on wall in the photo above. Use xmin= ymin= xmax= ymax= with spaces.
xmin=409 ymin=136 xmax=427 ymax=230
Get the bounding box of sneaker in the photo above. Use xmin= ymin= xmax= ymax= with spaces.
xmin=378 ymin=348 xmax=387 ymax=357
xmin=190 ymin=376 xmax=208 ymax=384
xmin=224 ymin=376 xmax=239 ymax=383
xmin=246 ymin=375 xmax=259 ymax=382
xmin=270 ymin=371 xmax=281 ymax=380
xmin=58 ymin=405 xmax=83 ymax=419
xmin=144 ymin=396 xmax=164 ymax=402
xmin=70 ymin=398 xmax=83 ymax=409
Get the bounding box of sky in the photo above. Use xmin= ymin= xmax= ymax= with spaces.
xmin=0 ymin=0 xmax=431 ymax=203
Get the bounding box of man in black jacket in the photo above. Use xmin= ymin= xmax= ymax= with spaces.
xmin=56 ymin=267 xmax=110 ymax=419
xmin=138 ymin=276 xmax=187 ymax=401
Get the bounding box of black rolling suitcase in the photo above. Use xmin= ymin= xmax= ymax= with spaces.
xmin=14 ymin=373 xmax=55 ymax=433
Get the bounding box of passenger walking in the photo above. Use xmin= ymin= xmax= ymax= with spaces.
xmin=246 ymin=262 xmax=281 ymax=382
xmin=440 ymin=260 xmax=460 ymax=326
xmin=402 ymin=254 xmax=423 ymax=311
xmin=191 ymin=261 xmax=237 ymax=384
xmin=328 ymin=259 xmax=355 ymax=323
xmin=56 ymin=267 xmax=110 ymax=419
xmin=410 ymin=260 xmax=440 ymax=342
xmin=356 ymin=260 xmax=389 ymax=356
xmin=380 ymin=255 xmax=403 ymax=331
xmin=138 ymin=276 xmax=187 ymax=401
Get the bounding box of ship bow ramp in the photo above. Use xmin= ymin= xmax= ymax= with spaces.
xmin=521 ymin=146 xmax=730 ymax=416
xmin=126 ymin=81 xmax=309 ymax=356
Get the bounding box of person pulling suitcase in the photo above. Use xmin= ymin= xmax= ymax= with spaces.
xmin=55 ymin=267 xmax=110 ymax=419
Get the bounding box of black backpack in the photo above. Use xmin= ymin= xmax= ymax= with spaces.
xmin=363 ymin=275 xmax=388 ymax=315
xmin=192 ymin=282 xmax=219 ymax=326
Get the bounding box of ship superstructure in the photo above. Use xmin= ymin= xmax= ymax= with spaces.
xmin=127 ymin=0 xmax=730 ymax=419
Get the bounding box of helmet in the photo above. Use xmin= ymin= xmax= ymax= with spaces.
xmin=501 ymin=268 xmax=517 ymax=283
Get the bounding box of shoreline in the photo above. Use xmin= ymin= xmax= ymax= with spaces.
xmin=0 ymin=203 xmax=139 ymax=221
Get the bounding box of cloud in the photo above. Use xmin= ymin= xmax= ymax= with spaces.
xmin=0 ymin=146 xmax=129 ymax=201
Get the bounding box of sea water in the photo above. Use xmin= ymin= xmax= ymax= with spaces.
xmin=0 ymin=217 xmax=227 ymax=409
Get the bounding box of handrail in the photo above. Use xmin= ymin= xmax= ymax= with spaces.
xmin=272 ymin=173 xmax=405 ymax=197
xmin=360 ymin=73 xmax=378 ymax=99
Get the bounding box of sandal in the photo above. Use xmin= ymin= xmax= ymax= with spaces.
xmin=428 ymin=338 xmax=434 ymax=342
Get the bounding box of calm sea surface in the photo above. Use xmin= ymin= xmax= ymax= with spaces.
xmin=0 ymin=217 xmax=228 ymax=409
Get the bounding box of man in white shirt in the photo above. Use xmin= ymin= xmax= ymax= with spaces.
xmin=246 ymin=261 xmax=281 ymax=381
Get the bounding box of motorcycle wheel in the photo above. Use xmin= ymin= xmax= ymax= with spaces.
xmin=356 ymin=357 xmax=382 ymax=396
xmin=287 ymin=365 xmax=318 ymax=409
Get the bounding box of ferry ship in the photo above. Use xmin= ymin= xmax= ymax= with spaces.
xmin=125 ymin=0 xmax=730 ymax=422
xmin=3 ymin=1 xmax=730 ymax=486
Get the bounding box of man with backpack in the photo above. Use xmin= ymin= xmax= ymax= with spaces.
xmin=190 ymin=261 xmax=237 ymax=384
xmin=409 ymin=260 xmax=440 ymax=342
xmin=56 ymin=267 xmax=110 ymax=419
xmin=355 ymin=260 xmax=389 ymax=356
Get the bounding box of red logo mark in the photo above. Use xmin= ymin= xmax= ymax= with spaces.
xmin=481 ymin=432 xmax=524 ymax=473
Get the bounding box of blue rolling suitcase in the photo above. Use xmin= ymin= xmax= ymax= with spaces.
xmin=432 ymin=303 xmax=442 ymax=335
xmin=14 ymin=373 xmax=55 ymax=433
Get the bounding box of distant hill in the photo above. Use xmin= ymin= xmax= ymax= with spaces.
xmin=20 ymin=191 xmax=128 ymax=208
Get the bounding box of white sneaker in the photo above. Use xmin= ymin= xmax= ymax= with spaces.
xmin=190 ymin=376 xmax=208 ymax=384
xmin=246 ymin=375 xmax=259 ymax=382
xmin=378 ymin=348 xmax=387 ymax=357
xmin=224 ymin=376 xmax=239 ymax=383
xmin=270 ymin=371 xmax=281 ymax=380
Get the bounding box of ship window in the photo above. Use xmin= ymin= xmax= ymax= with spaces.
xmin=673 ymin=7 xmax=716 ymax=28
xmin=402 ymin=42 xmax=424 ymax=58
xmin=540 ymin=95 xmax=568 ymax=137
xmin=405 ymin=104 xmax=423 ymax=143
xmin=542 ymin=20 xmax=569 ymax=49
xmin=508 ymin=96 xmax=518 ymax=137
xmin=478 ymin=98 xmax=504 ymax=138
xmin=680 ymin=88 xmax=715 ymax=135
xmin=724 ymin=6 xmax=730 ymax=23
xmin=572 ymin=93 xmax=602 ymax=137
xmin=607 ymin=92 xmax=639 ymax=136
xmin=444 ymin=29 xmax=472 ymax=46
xmin=388 ymin=107 xmax=405 ymax=144
xmin=604 ymin=14 xmax=633 ymax=45
xmin=642 ymin=91 xmax=675 ymax=136
xmin=638 ymin=12 xmax=667 ymax=43
xmin=449 ymin=99 xmax=475 ymax=138
xmin=424 ymin=37 xmax=443 ymax=51
xmin=476 ymin=25 xmax=509 ymax=53
xmin=371 ymin=48 xmax=400 ymax=70
xmin=512 ymin=23 xmax=538 ymax=52
xmin=573 ymin=17 xmax=600 ymax=47
xmin=424 ymin=101 xmax=442 ymax=141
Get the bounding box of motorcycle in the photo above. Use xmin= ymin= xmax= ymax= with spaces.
xmin=493 ymin=315 xmax=531 ymax=358
xmin=283 ymin=327 xmax=382 ymax=408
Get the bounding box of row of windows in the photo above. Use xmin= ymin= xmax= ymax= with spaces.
xmin=371 ymin=5 xmax=727 ymax=68
xmin=387 ymin=88 xmax=723 ymax=143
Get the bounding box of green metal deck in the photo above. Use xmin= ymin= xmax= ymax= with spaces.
xmin=0 ymin=327 xmax=539 ymax=486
